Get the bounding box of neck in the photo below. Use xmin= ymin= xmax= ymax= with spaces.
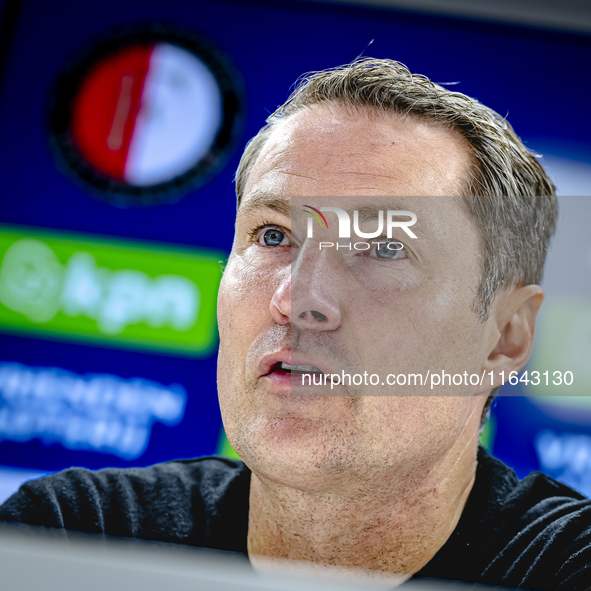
xmin=247 ymin=437 xmax=478 ymax=581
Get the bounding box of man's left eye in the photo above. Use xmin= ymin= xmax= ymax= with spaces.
xmin=371 ymin=242 xmax=407 ymax=260
xmin=261 ymin=228 xmax=288 ymax=246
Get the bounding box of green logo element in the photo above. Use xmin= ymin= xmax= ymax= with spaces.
xmin=0 ymin=225 xmax=225 ymax=355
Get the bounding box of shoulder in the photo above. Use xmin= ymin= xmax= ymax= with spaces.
xmin=475 ymin=447 xmax=589 ymax=535
xmin=0 ymin=457 xmax=251 ymax=550
xmin=422 ymin=447 xmax=591 ymax=590
xmin=490 ymin=465 xmax=591 ymax=590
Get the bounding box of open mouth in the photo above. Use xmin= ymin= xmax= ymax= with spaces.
xmin=271 ymin=362 xmax=324 ymax=376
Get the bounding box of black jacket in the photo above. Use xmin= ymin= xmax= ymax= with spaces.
xmin=1 ymin=448 xmax=590 ymax=590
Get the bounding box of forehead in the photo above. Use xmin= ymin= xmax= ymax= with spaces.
xmin=241 ymin=103 xmax=473 ymax=203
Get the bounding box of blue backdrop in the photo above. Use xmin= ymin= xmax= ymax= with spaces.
xmin=0 ymin=0 xmax=590 ymax=500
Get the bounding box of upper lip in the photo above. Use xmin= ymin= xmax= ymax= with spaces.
xmin=257 ymin=349 xmax=333 ymax=378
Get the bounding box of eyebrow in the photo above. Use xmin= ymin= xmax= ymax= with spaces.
xmin=238 ymin=192 xmax=291 ymax=219
xmin=238 ymin=195 xmax=428 ymax=240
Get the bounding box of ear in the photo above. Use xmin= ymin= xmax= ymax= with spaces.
xmin=475 ymin=285 xmax=544 ymax=394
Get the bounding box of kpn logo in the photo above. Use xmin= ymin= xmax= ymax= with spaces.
xmin=0 ymin=226 xmax=224 ymax=355
xmin=302 ymin=206 xmax=417 ymax=251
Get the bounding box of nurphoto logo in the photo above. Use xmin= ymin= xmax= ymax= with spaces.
xmin=302 ymin=205 xmax=418 ymax=250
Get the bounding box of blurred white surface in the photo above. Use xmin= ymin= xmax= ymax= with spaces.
xmin=0 ymin=524 xmax=518 ymax=591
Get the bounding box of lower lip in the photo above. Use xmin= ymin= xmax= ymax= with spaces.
xmin=262 ymin=369 xmax=328 ymax=391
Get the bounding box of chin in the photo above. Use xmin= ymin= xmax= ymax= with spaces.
xmin=235 ymin=419 xmax=357 ymax=486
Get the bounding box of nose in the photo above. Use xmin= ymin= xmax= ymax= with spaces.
xmin=270 ymin=245 xmax=342 ymax=331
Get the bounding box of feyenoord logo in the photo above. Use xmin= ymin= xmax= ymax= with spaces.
xmin=49 ymin=27 xmax=243 ymax=207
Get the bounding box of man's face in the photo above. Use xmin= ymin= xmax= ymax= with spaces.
xmin=217 ymin=104 xmax=490 ymax=489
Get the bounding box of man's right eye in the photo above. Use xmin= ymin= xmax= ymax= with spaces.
xmin=261 ymin=228 xmax=288 ymax=246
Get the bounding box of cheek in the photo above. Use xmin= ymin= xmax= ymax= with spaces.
xmin=349 ymin=271 xmax=483 ymax=381
xmin=217 ymin=254 xmax=282 ymax=360
xmin=217 ymin=255 xmax=284 ymax=433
